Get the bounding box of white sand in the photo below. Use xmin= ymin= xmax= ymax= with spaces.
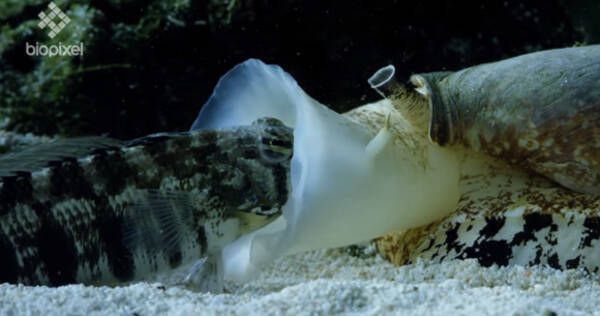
xmin=1 ymin=245 xmax=599 ymax=316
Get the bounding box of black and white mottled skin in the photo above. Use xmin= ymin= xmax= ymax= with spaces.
xmin=0 ymin=117 xmax=292 ymax=286
xmin=376 ymin=148 xmax=600 ymax=273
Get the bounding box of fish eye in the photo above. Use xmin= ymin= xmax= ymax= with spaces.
xmin=259 ymin=136 xmax=293 ymax=163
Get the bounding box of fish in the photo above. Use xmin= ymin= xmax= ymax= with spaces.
xmin=0 ymin=117 xmax=293 ymax=289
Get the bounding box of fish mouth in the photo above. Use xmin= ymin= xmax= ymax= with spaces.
xmin=234 ymin=211 xmax=281 ymax=235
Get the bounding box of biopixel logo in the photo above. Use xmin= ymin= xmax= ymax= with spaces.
xmin=38 ymin=2 xmax=70 ymax=39
xmin=26 ymin=2 xmax=84 ymax=57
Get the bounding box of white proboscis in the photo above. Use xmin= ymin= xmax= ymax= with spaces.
xmin=191 ymin=59 xmax=462 ymax=286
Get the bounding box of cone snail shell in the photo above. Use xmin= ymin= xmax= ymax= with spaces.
xmin=369 ymin=45 xmax=600 ymax=194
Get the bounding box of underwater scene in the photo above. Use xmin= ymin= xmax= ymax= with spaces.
xmin=1 ymin=1 xmax=600 ymax=315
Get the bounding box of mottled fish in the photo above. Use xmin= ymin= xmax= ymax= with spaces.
xmin=0 ymin=117 xmax=292 ymax=287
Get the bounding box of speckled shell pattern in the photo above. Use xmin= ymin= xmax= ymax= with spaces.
xmin=414 ymin=45 xmax=600 ymax=193
xmin=376 ymin=151 xmax=600 ymax=273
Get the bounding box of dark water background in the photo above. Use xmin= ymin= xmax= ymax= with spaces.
xmin=0 ymin=0 xmax=598 ymax=139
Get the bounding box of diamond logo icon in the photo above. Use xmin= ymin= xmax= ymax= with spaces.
xmin=37 ymin=2 xmax=71 ymax=39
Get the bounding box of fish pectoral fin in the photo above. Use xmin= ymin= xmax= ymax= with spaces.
xmin=365 ymin=113 xmax=393 ymax=160
xmin=121 ymin=189 xmax=196 ymax=260
xmin=181 ymin=254 xmax=224 ymax=293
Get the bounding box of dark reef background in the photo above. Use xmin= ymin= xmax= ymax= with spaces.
xmin=0 ymin=0 xmax=598 ymax=139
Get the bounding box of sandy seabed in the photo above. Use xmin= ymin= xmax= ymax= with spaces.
xmin=1 ymin=246 xmax=599 ymax=316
